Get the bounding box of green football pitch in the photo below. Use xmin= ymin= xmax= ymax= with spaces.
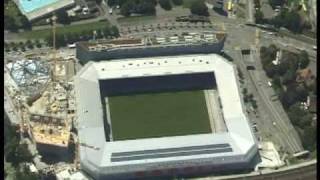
xmin=107 ymin=90 xmax=211 ymax=141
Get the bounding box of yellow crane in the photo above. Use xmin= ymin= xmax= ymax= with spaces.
xmin=52 ymin=15 xmax=57 ymax=82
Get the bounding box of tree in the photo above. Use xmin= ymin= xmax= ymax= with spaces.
xmin=288 ymin=102 xmax=307 ymax=126
xmin=268 ymin=44 xmax=278 ymax=59
xmin=172 ymin=0 xmax=183 ymax=5
xmin=10 ymin=42 xmax=17 ymax=48
xmin=251 ymin=99 xmax=258 ymax=109
xmin=20 ymin=15 xmax=32 ymax=30
xmin=95 ymin=0 xmax=103 ymax=4
xmin=295 ymin=85 xmax=308 ymax=102
xmin=36 ymin=43 xmax=42 ymax=48
xmin=280 ymin=89 xmax=298 ymax=109
xmin=4 ymin=16 xmax=18 ymax=32
xmin=268 ymin=0 xmax=285 ymax=9
xmin=56 ymin=10 xmax=70 ymax=25
xmin=255 ymin=10 xmax=265 ymax=24
xmin=242 ymin=88 xmax=248 ymax=95
xmin=272 ymin=75 xmax=281 ymax=88
xmin=238 ymin=68 xmax=244 ymax=79
xmin=302 ymin=126 xmax=316 ymax=151
xmin=277 ymin=60 xmax=289 ymax=76
xmin=27 ymin=43 xmax=34 ymax=49
xmin=159 ymin=0 xmax=172 ymax=10
xmin=139 ymin=1 xmax=156 ymax=15
xmin=120 ymin=2 xmax=132 ymax=16
xmin=282 ymin=69 xmax=296 ymax=85
xmin=96 ymin=29 xmax=103 ymax=39
xmin=284 ymin=11 xmax=302 ymax=33
xmin=190 ymin=1 xmax=209 ymax=16
xmin=26 ymin=39 xmax=32 ymax=45
xmin=110 ymin=26 xmax=120 ymax=37
xmin=108 ymin=0 xmax=118 ymax=7
xmin=298 ymin=50 xmax=310 ymax=69
xmin=18 ymin=41 xmax=25 ymax=48
xmin=264 ymin=63 xmax=277 ymax=78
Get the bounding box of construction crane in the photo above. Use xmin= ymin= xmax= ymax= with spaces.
xmin=51 ymin=15 xmax=57 ymax=83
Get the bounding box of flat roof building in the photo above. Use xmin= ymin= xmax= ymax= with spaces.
xmin=14 ymin=0 xmax=75 ymax=21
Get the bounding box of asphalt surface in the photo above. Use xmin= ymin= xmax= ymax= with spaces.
xmin=231 ymin=163 xmax=316 ymax=180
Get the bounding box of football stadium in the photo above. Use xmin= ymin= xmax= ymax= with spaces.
xmin=75 ymin=54 xmax=258 ymax=179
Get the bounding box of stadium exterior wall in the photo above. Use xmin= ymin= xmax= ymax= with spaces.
xmin=76 ymin=37 xmax=225 ymax=63
xmin=81 ymin=145 xmax=258 ymax=180
xmin=98 ymin=72 xmax=216 ymax=97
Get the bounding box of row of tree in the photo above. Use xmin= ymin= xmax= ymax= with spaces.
xmin=5 ymin=40 xmax=43 ymax=52
xmin=255 ymin=7 xmax=310 ymax=33
xmin=260 ymin=45 xmax=316 ymax=152
xmin=111 ymin=0 xmax=209 ymax=17
xmin=119 ymin=0 xmax=157 ymax=16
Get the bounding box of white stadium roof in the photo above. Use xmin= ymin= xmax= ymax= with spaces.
xmin=75 ymin=54 xmax=258 ymax=178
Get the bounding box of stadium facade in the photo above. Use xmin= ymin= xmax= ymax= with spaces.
xmin=75 ymin=54 xmax=258 ymax=179
xmin=75 ymin=33 xmax=226 ymax=64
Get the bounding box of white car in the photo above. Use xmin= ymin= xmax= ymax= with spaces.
xmin=109 ymin=8 xmax=113 ymax=14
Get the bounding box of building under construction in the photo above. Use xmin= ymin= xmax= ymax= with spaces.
xmin=76 ymin=32 xmax=226 ymax=63
xmin=5 ymin=53 xmax=76 ymax=158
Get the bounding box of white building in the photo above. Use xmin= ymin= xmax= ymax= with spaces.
xmin=74 ymin=54 xmax=258 ymax=179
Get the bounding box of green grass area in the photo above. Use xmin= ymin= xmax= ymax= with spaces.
xmin=117 ymin=15 xmax=156 ymax=24
xmin=19 ymin=21 xmax=109 ymax=39
xmin=108 ymin=90 xmax=211 ymax=140
xmin=287 ymin=0 xmax=300 ymax=6
xmin=183 ymin=0 xmax=203 ymax=8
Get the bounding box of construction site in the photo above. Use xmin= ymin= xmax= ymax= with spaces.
xmin=4 ymin=17 xmax=82 ymax=177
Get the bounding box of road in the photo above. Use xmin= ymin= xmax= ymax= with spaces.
xmin=250 ymin=48 xmax=303 ymax=154
xmin=230 ymin=162 xmax=316 ymax=180
xmin=229 ymin=48 xmax=293 ymax=153
xmin=223 ymin=23 xmax=304 ymax=154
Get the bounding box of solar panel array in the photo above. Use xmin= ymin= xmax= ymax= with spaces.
xmin=111 ymin=144 xmax=232 ymax=162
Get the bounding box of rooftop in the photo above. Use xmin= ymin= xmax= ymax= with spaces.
xmin=75 ymin=54 xmax=257 ymax=170
xmin=15 ymin=0 xmax=75 ymax=20
xmin=79 ymin=32 xmax=226 ymax=51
